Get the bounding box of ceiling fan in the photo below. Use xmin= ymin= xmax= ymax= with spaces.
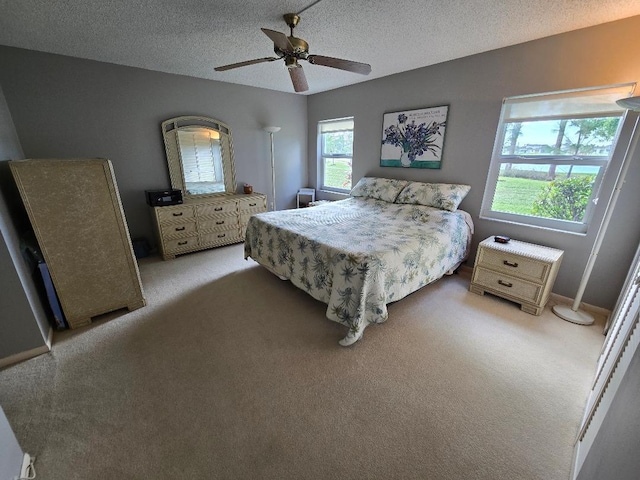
xmin=214 ymin=13 xmax=372 ymax=93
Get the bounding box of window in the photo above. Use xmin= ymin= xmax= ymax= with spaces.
xmin=480 ymin=84 xmax=635 ymax=233
xmin=319 ymin=117 xmax=354 ymax=193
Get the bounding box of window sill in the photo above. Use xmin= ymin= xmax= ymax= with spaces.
xmin=479 ymin=215 xmax=588 ymax=237
xmin=319 ymin=189 xmax=349 ymax=196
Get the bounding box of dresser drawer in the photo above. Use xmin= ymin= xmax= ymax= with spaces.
xmin=473 ymin=267 xmax=543 ymax=304
xmin=199 ymin=215 xmax=238 ymax=232
xmin=197 ymin=201 xmax=237 ymax=216
xmin=477 ymin=248 xmax=550 ymax=283
xmin=164 ymin=236 xmax=199 ymax=253
xmin=156 ymin=205 xmax=195 ymax=224
xmin=200 ymin=229 xmax=242 ymax=247
xmin=238 ymin=196 xmax=265 ymax=212
xmin=160 ymin=220 xmax=197 ymax=239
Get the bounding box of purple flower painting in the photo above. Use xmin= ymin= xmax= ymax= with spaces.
xmin=381 ymin=106 xmax=448 ymax=168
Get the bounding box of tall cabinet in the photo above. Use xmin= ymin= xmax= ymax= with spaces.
xmin=10 ymin=158 xmax=145 ymax=328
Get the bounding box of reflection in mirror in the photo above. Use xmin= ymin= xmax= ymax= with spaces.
xmin=162 ymin=116 xmax=237 ymax=198
xmin=178 ymin=127 xmax=225 ymax=195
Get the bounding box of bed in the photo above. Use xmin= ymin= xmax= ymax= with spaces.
xmin=244 ymin=177 xmax=473 ymax=346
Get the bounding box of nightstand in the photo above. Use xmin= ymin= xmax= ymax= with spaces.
xmin=297 ymin=188 xmax=315 ymax=208
xmin=470 ymin=237 xmax=564 ymax=315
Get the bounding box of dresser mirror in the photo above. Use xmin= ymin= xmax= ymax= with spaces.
xmin=161 ymin=116 xmax=237 ymax=198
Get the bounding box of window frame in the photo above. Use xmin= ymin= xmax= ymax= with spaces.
xmin=318 ymin=117 xmax=354 ymax=194
xmin=480 ymin=85 xmax=633 ymax=234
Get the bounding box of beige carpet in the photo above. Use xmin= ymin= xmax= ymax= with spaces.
xmin=0 ymin=243 xmax=606 ymax=480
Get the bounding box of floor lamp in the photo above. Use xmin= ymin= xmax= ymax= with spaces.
xmin=263 ymin=126 xmax=281 ymax=211
xmin=553 ymin=96 xmax=640 ymax=325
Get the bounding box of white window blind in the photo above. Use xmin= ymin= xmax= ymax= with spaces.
xmin=503 ymin=84 xmax=634 ymax=122
xmin=319 ymin=118 xmax=354 ymax=133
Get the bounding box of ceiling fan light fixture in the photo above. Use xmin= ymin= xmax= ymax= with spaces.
xmin=285 ymin=57 xmax=300 ymax=69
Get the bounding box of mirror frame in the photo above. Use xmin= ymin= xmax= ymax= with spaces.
xmin=161 ymin=115 xmax=237 ymax=199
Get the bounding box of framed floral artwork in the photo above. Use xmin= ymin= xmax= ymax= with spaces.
xmin=380 ymin=105 xmax=448 ymax=168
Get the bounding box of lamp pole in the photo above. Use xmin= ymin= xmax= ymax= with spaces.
xmin=263 ymin=126 xmax=281 ymax=211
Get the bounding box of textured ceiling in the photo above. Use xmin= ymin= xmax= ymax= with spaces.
xmin=1 ymin=0 xmax=640 ymax=95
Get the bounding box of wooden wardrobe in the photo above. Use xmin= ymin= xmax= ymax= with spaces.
xmin=10 ymin=158 xmax=145 ymax=328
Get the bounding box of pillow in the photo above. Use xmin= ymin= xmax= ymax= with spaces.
xmin=396 ymin=182 xmax=470 ymax=211
xmin=350 ymin=177 xmax=409 ymax=203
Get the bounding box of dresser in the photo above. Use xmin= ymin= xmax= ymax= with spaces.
xmin=151 ymin=193 xmax=266 ymax=260
xmin=10 ymin=159 xmax=146 ymax=329
xmin=470 ymin=237 xmax=563 ymax=315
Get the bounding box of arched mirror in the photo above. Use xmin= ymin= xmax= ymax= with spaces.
xmin=161 ymin=116 xmax=237 ymax=198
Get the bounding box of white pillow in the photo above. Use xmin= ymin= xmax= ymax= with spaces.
xmin=350 ymin=177 xmax=409 ymax=203
xmin=395 ymin=182 xmax=470 ymax=211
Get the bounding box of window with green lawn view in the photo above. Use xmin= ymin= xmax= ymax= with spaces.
xmin=319 ymin=117 xmax=354 ymax=193
xmin=480 ymin=83 xmax=635 ymax=234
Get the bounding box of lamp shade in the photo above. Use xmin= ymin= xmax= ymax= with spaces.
xmin=616 ymin=96 xmax=640 ymax=111
xmin=263 ymin=126 xmax=281 ymax=133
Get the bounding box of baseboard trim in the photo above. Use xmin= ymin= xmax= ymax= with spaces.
xmin=549 ymin=292 xmax=611 ymax=319
xmin=0 ymin=340 xmax=51 ymax=369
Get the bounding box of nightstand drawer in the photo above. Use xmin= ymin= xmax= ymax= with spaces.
xmin=477 ymin=248 xmax=550 ymax=283
xmin=473 ymin=267 xmax=543 ymax=303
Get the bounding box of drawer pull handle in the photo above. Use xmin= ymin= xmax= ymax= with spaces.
xmin=175 ymin=226 xmax=186 ymax=231
xmin=216 ymin=221 xmax=225 ymax=225
xmin=217 ymin=233 xmax=226 ymax=238
xmin=172 ymin=212 xmax=183 ymax=217
xmin=178 ymin=240 xmax=188 ymax=246
xmin=503 ymin=260 xmax=519 ymax=268
xmin=249 ymin=203 xmax=257 ymax=207
xmin=498 ymin=279 xmax=513 ymax=288
xmin=214 ymin=207 xmax=223 ymax=211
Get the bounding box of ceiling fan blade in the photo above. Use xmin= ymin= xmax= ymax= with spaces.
xmin=261 ymin=28 xmax=293 ymax=52
xmin=288 ymin=66 xmax=309 ymax=93
xmin=307 ymin=55 xmax=371 ymax=75
xmin=214 ymin=57 xmax=279 ymax=71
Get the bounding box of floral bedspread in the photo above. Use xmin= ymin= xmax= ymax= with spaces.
xmin=244 ymin=197 xmax=473 ymax=345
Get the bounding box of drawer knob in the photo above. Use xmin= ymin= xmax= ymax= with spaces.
xmin=217 ymin=233 xmax=226 ymax=238
xmin=178 ymin=240 xmax=188 ymax=246
xmin=249 ymin=203 xmax=257 ymax=207
xmin=214 ymin=207 xmax=223 ymax=211
xmin=172 ymin=212 xmax=183 ymax=217
xmin=175 ymin=226 xmax=186 ymax=231
xmin=216 ymin=220 xmax=225 ymax=225
xmin=503 ymin=260 xmax=519 ymax=268
xmin=498 ymin=279 xmax=513 ymax=288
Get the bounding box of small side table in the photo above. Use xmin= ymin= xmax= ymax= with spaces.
xmin=297 ymin=188 xmax=315 ymax=208
xmin=470 ymin=237 xmax=564 ymax=315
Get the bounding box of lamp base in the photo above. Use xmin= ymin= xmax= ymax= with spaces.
xmin=552 ymin=304 xmax=595 ymax=326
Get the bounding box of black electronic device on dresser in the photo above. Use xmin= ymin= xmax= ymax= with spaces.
xmin=145 ymin=189 xmax=183 ymax=207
